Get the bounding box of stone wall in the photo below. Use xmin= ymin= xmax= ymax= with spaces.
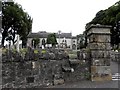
xmin=111 ymin=51 xmax=120 ymax=62
xmin=2 ymin=48 xmax=90 ymax=88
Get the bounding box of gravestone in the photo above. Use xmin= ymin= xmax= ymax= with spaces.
xmin=16 ymin=35 xmax=20 ymax=52
xmin=86 ymin=24 xmax=112 ymax=81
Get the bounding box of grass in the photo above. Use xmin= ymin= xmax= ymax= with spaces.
xmin=68 ymin=50 xmax=78 ymax=59
xmin=41 ymin=49 xmax=46 ymax=54
xmin=34 ymin=49 xmax=39 ymax=54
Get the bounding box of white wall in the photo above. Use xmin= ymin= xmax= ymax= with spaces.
xmin=28 ymin=37 xmax=73 ymax=49
xmin=56 ymin=38 xmax=72 ymax=49
xmin=39 ymin=38 xmax=47 ymax=47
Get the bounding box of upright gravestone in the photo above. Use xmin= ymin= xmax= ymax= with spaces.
xmin=16 ymin=35 xmax=20 ymax=52
xmin=86 ymin=24 xmax=112 ymax=81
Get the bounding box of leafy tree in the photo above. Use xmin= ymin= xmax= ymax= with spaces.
xmin=88 ymin=1 xmax=120 ymax=48
xmin=32 ymin=38 xmax=40 ymax=48
xmin=2 ymin=2 xmax=32 ymax=47
xmin=46 ymin=33 xmax=57 ymax=46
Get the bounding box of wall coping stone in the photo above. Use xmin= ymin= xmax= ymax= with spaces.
xmin=86 ymin=24 xmax=112 ymax=32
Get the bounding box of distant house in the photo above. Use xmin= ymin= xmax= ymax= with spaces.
xmin=27 ymin=31 xmax=77 ymax=49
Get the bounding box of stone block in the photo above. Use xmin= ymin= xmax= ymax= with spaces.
xmin=91 ymin=50 xmax=111 ymax=58
xmin=91 ymin=66 xmax=112 ymax=81
xmin=89 ymin=34 xmax=110 ymax=43
xmin=86 ymin=25 xmax=111 ymax=36
xmin=54 ymin=79 xmax=64 ymax=85
xmin=91 ymin=58 xmax=110 ymax=66
xmin=88 ymin=43 xmax=111 ymax=50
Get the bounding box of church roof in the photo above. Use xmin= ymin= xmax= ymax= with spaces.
xmin=28 ymin=32 xmax=72 ymax=38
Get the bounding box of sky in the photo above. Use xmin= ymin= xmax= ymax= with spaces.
xmin=14 ymin=0 xmax=119 ymax=36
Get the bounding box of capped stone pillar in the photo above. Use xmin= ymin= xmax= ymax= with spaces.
xmin=86 ymin=24 xmax=112 ymax=81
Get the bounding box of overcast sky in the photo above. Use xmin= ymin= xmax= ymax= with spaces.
xmin=14 ymin=0 xmax=119 ymax=36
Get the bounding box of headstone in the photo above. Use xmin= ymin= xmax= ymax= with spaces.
xmin=16 ymin=35 xmax=20 ymax=52
xmin=42 ymin=45 xmax=45 ymax=49
xmin=86 ymin=24 xmax=112 ymax=81
xmin=0 ymin=32 xmax=2 ymax=47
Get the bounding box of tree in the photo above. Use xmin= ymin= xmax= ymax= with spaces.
xmin=87 ymin=1 xmax=120 ymax=48
xmin=32 ymin=38 xmax=40 ymax=48
xmin=46 ymin=33 xmax=57 ymax=47
xmin=2 ymin=2 xmax=32 ymax=47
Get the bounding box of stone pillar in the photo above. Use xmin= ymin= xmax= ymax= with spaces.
xmin=86 ymin=24 xmax=112 ymax=81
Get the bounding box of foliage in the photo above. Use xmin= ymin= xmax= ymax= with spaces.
xmin=32 ymin=38 xmax=40 ymax=48
xmin=88 ymin=1 xmax=120 ymax=48
xmin=46 ymin=33 xmax=57 ymax=46
xmin=2 ymin=2 xmax=32 ymax=47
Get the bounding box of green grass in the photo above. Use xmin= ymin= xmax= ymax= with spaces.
xmin=41 ymin=49 xmax=46 ymax=54
xmin=69 ymin=54 xmax=77 ymax=59
xmin=34 ymin=49 xmax=39 ymax=54
xmin=67 ymin=50 xmax=78 ymax=59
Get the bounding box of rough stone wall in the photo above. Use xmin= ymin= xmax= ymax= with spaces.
xmin=111 ymin=51 xmax=120 ymax=62
xmin=2 ymin=49 xmax=90 ymax=88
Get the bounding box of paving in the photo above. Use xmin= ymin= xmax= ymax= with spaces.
xmin=47 ymin=61 xmax=120 ymax=88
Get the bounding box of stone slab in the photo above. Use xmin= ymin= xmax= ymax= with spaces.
xmin=87 ymin=28 xmax=111 ymax=36
xmin=86 ymin=24 xmax=111 ymax=36
xmin=91 ymin=66 xmax=112 ymax=81
xmin=88 ymin=34 xmax=110 ymax=43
